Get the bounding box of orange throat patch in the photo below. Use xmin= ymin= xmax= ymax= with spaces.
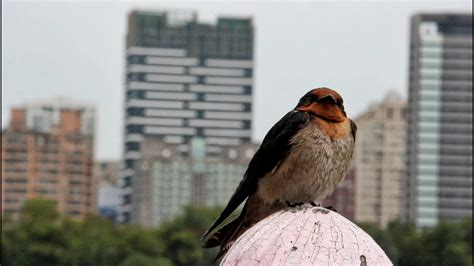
xmin=314 ymin=117 xmax=351 ymax=140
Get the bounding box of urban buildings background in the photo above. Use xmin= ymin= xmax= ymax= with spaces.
xmin=121 ymin=10 xmax=254 ymax=224
xmin=1 ymin=99 xmax=96 ymax=219
xmin=95 ymin=160 xmax=121 ymax=220
xmin=406 ymin=13 xmax=472 ymax=227
xmin=353 ymin=92 xmax=406 ymax=228
xmin=134 ymin=137 xmax=258 ymax=226
xmin=1 ymin=4 xmax=471 ymax=231
xmin=6 ymin=2 xmax=470 ymax=161
xmin=327 ymin=13 xmax=472 ymax=228
xmin=324 ymin=92 xmax=406 ymax=228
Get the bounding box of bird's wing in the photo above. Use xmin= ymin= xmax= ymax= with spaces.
xmin=201 ymin=110 xmax=311 ymax=240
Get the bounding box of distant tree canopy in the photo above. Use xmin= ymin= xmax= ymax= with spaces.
xmin=1 ymin=199 xmax=472 ymax=266
xmin=359 ymin=218 xmax=472 ymax=266
xmin=2 ymin=199 xmax=221 ymax=266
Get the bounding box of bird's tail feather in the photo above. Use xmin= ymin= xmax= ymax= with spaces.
xmin=203 ymin=195 xmax=286 ymax=262
xmin=201 ymin=210 xmax=245 ymax=248
xmin=210 ymin=207 xmax=248 ymax=262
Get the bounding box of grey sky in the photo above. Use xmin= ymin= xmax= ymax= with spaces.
xmin=3 ymin=0 xmax=471 ymax=160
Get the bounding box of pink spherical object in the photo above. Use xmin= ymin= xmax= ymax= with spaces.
xmin=221 ymin=205 xmax=392 ymax=266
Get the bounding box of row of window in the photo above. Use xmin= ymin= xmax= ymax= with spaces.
xmin=127 ymin=63 xmax=253 ymax=78
xmin=127 ymin=91 xmax=253 ymax=103
xmin=128 ymin=81 xmax=252 ymax=95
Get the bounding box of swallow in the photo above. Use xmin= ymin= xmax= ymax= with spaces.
xmin=201 ymin=88 xmax=357 ymax=260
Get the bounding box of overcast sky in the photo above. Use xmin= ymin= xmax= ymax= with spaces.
xmin=3 ymin=0 xmax=471 ymax=160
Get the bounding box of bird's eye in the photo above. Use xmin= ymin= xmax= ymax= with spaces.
xmin=303 ymin=97 xmax=312 ymax=105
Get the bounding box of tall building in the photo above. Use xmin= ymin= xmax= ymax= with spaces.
xmin=121 ymin=10 xmax=254 ymax=223
xmin=352 ymin=93 xmax=406 ymax=227
xmin=406 ymin=14 xmax=472 ymax=227
xmin=1 ymin=99 xmax=96 ymax=219
xmin=134 ymin=138 xmax=258 ymax=226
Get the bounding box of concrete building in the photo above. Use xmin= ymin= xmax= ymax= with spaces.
xmin=121 ymin=10 xmax=255 ymax=223
xmin=1 ymin=99 xmax=96 ymax=219
xmin=352 ymin=93 xmax=407 ymax=227
xmin=134 ymin=137 xmax=258 ymax=226
xmin=406 ymin=14 xmax=472 ymax=227
xmin=95 ymin=161 xmax=121 ymax=220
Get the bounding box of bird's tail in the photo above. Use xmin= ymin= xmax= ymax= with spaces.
xmin=202 ymin=195 xmax=285 ymax=262
xmin=201 ymin=201 xmax=250 ymax=262
xmin=201 ymin=206 xmax=246 ymax=248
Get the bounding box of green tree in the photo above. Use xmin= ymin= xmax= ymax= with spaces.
xmin=3 ymin=199 xmax=67 ymax=266
xmin=459 ymin=217 xmax=472 ymax=252
xmin=360 ymin=218 xmax=473 ymax=266
xmin=421 ymin=219 xmax=473 ymax=266
xmin=358 ymin=222 xmax=398 ymax=261
xmin=158 ymin=206 xmax=224 ymax=266
xmin=61 ymin=215 xmax=129 ymax=266
xmin=6 ymin=199 xmax=469 ymax=266
xmin=119 ymin=253 xmax=172 ymax=266
xmin=386 ymin=221 xmax=427 ymax=266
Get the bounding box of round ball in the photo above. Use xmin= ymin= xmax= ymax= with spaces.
xmin=221 ymin=205 xmax=392 ymax=265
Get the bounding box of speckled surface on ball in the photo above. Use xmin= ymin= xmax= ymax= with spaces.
xmin=221 ymin=204 xmax=393 ymax=266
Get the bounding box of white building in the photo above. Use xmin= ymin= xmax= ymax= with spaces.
xmin=120 ymin=10 xmax=255 ymax=223
xmin=354 ymin=92 xmax=406 ymax=227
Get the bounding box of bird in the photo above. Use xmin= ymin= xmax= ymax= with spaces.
xmin=201 ymin=87 xmax=357 ymax=260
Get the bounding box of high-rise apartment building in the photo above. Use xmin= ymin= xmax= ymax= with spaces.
xmin=353 ymin=93 xmax=406 ymax=227
xmin=134 ymin=137 xmax=258 ymax=226
xmin=121 ymin=10 xmax=254 ymax=223
xmin=1 ymin=99 xmax=96 ymax=219
xmin=406 ymin=14 xmax=472 ymax=227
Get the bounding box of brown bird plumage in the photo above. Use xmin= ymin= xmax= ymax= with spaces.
xmin=201 ymin=88 xmax=357 ymax=260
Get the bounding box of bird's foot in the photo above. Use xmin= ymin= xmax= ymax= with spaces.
xmin=324 ymin=205 xmax=337 ymax=212
xmin=286 ymin=201 xmax=304 ymax=208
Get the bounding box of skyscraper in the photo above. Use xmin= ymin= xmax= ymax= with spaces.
xmin=121 ymin=10 xmax=254 ymax=223
xmin=1 ymin=99 xmax=96 ymax=219
xmin=352 ymin=93 xmax=406 ymax=227
xmin=406 ymin=14 xmax=472 ymax=227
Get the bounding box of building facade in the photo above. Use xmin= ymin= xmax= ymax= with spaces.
xmin=1 ymin=99 xmax=96 ymax=219
xmin=406 ymin=14 xmax=472 ymax=227
xmin=352 ymin=93 xmax=406 ymax=227
xmin=121 ymin=10 xmax=254 ymax=223
xmin=134 ymin=137 xmax=258 ymax=226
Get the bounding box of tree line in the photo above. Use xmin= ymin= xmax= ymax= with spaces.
xmin=2 ymin=199 xmax=472 ymax=266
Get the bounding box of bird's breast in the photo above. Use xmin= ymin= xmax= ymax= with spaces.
xmin=257 ymin=122 xmax=355 ymax=205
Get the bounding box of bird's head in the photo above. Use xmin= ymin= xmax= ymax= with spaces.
xmin=295 ymin=88 xmax=347 ymax=122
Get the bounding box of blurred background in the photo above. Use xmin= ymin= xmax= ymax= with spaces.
xmin=2 ymin=0 xmax=472 ymax=265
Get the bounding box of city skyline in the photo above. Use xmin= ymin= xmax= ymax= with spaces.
xmin=1 ymin=3 xmax=472 ymax=264
xmin=3 ymin=1 xmax=471 ymax=160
